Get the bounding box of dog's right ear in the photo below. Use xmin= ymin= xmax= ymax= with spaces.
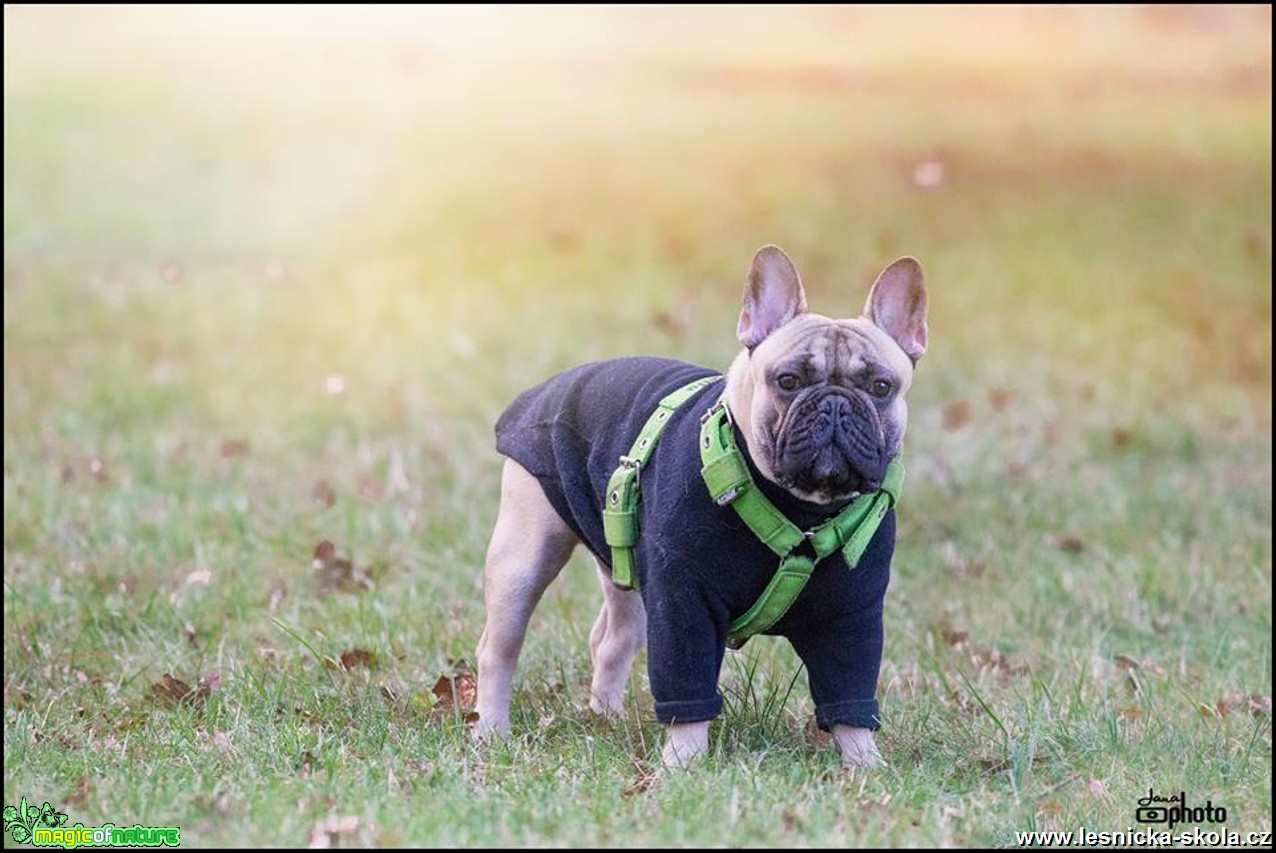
xmin=737 ymin=245 xmax=809 ymax=349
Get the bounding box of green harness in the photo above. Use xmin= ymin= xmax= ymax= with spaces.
xmin=603 ymin=376 xmax=904 ymax=648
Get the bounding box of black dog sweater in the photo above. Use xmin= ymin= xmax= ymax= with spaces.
xmin=494 ymin=357 xmax=893 ymax=730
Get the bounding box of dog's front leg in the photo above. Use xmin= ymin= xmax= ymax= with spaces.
xmin=661 ymin=721 xmax=711 ymax=768
xmin=588 ymin=562 xmax=647 ymax=716
xmin=831 ymin=724 xmax=882 ymax=768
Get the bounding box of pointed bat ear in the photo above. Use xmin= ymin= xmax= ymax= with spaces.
xmin=737 ymin=245 xmax=809 ymax=349
xmin=864 ymin=256 xmax=928 ymax=362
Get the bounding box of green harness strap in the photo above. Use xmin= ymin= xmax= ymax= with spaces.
xmin=603 ymin=375 xmax=724 ymax=590
xmin=698 ymin=399 xmax=904 ymax=648
xmin=603 ymin=378 xmax=904 ymax=650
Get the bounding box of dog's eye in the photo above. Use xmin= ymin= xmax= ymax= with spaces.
xmin=776 ymin=373 xmax=802 ymax=392
xmin=870 ymin=378 xmax=893 ymax=398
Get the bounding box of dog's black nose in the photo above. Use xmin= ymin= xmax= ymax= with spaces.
xmin=811 ymin=450 xmax=850 ymax=490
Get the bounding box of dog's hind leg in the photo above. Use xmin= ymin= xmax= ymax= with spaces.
xmin=588 ymin=562 xmax=647 ymax=716
xmin=474 ymin=460 xmax=579 ymax=739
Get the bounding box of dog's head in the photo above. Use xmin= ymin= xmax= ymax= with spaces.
xmin=724 ymin=245 xmax=928 ymax=505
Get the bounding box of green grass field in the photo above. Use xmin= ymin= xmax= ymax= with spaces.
xmin=4 ymin=6 xmax=1271 ymax=847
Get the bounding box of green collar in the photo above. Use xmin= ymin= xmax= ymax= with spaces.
xmin=698 ymin=397 xmax=904 ymax=647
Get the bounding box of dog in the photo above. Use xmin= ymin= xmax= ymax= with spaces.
xmin=474 ymin=245 xmax=927 ymax=768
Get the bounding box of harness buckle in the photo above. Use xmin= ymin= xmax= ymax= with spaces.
xmin=715 ymin=486 xmax=742 ymax=506
xmin=700 ymin=397 xmax=736 ymax=426
xmin=618 ymin=454 xmax=641 ymax=487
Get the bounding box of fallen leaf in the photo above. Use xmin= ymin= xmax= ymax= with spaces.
xmin=312 ymin=479 xmax=336 ymax=507
xmin=339 ymin=649 xmax=375 ymax=671
xmin=1053 ymin=534 xmax=1086 ymax=553
xmin=66 ymin=775 xmax=90 ymax=808
xmin=150 ymin=672 xmax=217 ymax=707
xmin=1113 ymin=653 xmax=1141 ymax=672
xmin=312 ymin=541 xmax=371 ymax=594
xmin=1246 ymin=694 xmax=1271 ymax=717
xmin=986 ymin=386 xmax=1017 ymax=411
xmin=1111 ymin=428 xmax=1132 ymax=449
xmin=431 ymin=672 xmax=478 ymax=710
xmin=313 ymin=540 xmax=336 ymax=562
xmin=150 ymin=673 xmax=194 ymax=705
xmin=197 ymin=672 xmax=221 ymax=698
xmin=429 ymin=672 xmax=479 ymax=724
xmin=219 ymin=438 xmax=250 ymax=458
xmin=942 ymin=399 xmax=971 ymax=431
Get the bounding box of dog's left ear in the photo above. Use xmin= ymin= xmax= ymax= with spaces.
xmin=864 ymin=257 xmax=928 ymax=362
xmin=738 ymin=245 xmax=809 ymax=349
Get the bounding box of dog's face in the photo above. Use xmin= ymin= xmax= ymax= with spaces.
xmin=725 ymin=246 xmax=928 ymax=505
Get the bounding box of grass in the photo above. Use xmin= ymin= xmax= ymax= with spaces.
xmin=3 ymin=5 xmax=1271 ymax=847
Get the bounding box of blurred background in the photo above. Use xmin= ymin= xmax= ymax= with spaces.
xmin=5 ymin=5 xmax=1270 ymax=429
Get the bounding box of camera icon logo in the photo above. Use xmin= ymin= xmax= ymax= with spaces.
xmin=1135 ymin=806 xmax=1168 ymax=824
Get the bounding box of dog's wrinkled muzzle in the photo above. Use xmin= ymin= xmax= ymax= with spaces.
xmin=776 ymin=388 xmax=889 ymax=496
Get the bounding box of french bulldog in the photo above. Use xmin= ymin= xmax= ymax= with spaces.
xmin=474 ymin=245 xmax=928 ymax=768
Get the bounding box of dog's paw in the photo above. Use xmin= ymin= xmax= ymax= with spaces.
xmin=587 ymin=693 xmax=626 ymax=718
xmin=839 ymin=748 xmax=884 ymax=770
xmin=660 ymin=721 xmax=710 ymax=769
xmin=831 ymin=724 xmax=883 ymax=769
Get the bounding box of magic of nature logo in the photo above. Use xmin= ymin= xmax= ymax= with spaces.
xmin=3 ymin=796 xmax=180 ymax=848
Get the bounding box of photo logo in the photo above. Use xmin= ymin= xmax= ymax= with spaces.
xmin=3 ymin=798 xmax=68 ymax=843
xmin=1135 ymin=788 xmax=1227 ymax=830
xmin=3 ymin=796 xmax=180 ymax=848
